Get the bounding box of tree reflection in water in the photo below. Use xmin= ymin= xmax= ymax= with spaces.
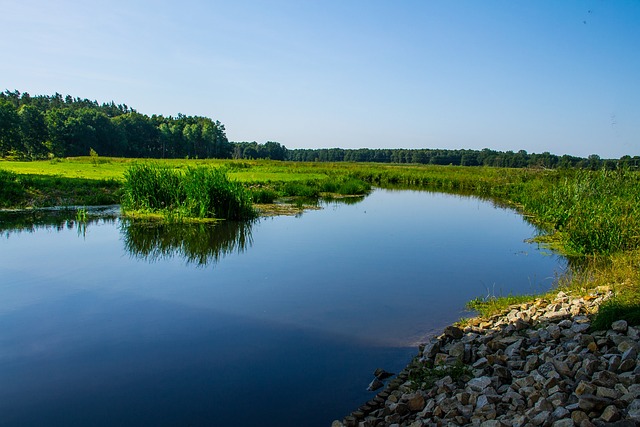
xmin=120 ymin=219 xmax=254 ymax=267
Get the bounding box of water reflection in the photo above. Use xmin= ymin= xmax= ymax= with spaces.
xmin=0 ymin=207 xmax=118 ymax=237
xmin=121 ymin=219 xmax=254 ymax=266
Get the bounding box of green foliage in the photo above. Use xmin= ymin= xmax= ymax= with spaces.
xmin=1 ymin=90 xmax=232 ymax=159
xmin=409 ymin=360 xmax=472 ymax=391
xmin=0 ymin=169 xmax=120 ymax=208
xmin=76 ymin=207 xmax=88 ymax=222
xmin=592 ymin=294 xmax=640 ymax=330
xmin=121 ymin=163 xmax=255 ymax=220
xmin=466 ymin=294 xmax=534 ymax=318
xmin=0 ymin=169 xmax=24 ymax=206
xmin=249 ymin=187 xmax=278 ymax=204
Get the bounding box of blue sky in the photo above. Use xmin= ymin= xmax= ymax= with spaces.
xmin=1 ymin=0 xmax=639 ymax=158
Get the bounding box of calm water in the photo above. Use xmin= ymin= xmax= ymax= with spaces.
xmin=0 ymin=189 xmax=564 ymax=426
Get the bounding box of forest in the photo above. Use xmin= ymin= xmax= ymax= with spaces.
xmin=2 ymin=90 xmax=637 ymax=169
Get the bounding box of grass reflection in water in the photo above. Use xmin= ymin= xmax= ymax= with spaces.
xmin=121 ymin=219 xmax=254 ymax=267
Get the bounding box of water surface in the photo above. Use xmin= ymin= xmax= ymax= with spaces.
xmin=0 ymin=189 xmax=564 ymax=426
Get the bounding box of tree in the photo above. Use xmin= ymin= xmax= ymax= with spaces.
xmin=0 ymin=100 xmax=19 ymax=156
xmin=18 ymin=104 xmax=48 ymax=157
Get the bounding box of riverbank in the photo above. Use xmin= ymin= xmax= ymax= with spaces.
xmin=333 ymin=287 xmax=640 ymax=426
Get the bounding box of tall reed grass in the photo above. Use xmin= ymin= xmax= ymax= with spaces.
xmin=121 ymin=163 xmax=255 ymax=220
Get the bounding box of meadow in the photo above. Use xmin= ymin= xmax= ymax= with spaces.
xmin=1 ymin=156 xmax=638 ymax=328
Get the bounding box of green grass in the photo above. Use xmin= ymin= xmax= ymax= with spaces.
xmin=0 ymin=168 xmax=120 ymax=208
xmin=121 ymin=163 xmax=255 ymax=220
xmin=465 ymin=294 xmax=536 ymax=319
xmin=408 ymin=360 xmax=472 ymax=390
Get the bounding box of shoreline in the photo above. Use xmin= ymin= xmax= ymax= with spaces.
xmin=333 ymin=287 xmax=640 ymax=426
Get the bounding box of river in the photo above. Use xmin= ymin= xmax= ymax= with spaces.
xmin=0 ymin=189 xmax=564 ymax=426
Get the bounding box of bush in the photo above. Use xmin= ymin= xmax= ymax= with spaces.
xmin=122 ymin=163 xmax=255 ymax=220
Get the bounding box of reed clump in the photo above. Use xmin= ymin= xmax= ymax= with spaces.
xmin=121 ymin=163 xmax=255 ymax=220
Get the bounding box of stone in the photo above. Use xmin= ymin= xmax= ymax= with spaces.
xmin=551 ymin=406 xmax=570 ymax=420
xmin=575 ymin=381 xmax=596 ymax=396
xmin=596 ymin=386 xmax=620 ymax=400
xmin=552 ymin=358 xmax=572 ymax=377
xmin=571 ymin=410 xmax=589 ymax=425
xmin=600 ymin=404 xmax=621 ymax=422
xmin=468 ymin=376 xmax=492 ymax=392
xmin=531 ymin=411 xmax=551 ymax=426
xmin=622 ymin=346 xmax=638 ymax=362
xmin=422 ymin=340 xmax=441 ymax=358
xmin=628 ymin=399 xmax=640 ymax=420
xmin=444 ymin=325 xmax=464 ymax=340
xmin=407 ymin=394 xmax=425 ymax=412
xmin=609 ymin=354 xmax=622 ymax=372
xmin=505 ymin=339 xmax=523 ymax=358
xmin=551 ymin=420 xmax=573 ymax=427
xmin=577 ymin=394 xmax=612 ymax=412
xmin=367 ymin=378 xmax=384 ymax=391
xmin=374 ymin=368 xmax=395 ymax=380
xmin=612 ymin=320 xmax=628 ymax=332
xmin=592 ymin=370 xmax=619 ymax=388
xmin=548 ymin=324 xmax=562 ymax=340
xmin=620 ymin=358 xmax=638 ymax=372
xmin=473 ymin=357 xmax=489 ymax=369
xmin=572 ymin=322 xmax=591 ymax=334
xmin=448 ymin=342 xmax=466 ymax=359
xmin=618 ymin=339 xmax=639 ymax=354
xmin=476 ymin=394 xmax=490 ymax=410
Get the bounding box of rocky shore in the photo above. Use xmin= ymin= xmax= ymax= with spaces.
xmin=333 ymin=287 xmax=640 ymax=427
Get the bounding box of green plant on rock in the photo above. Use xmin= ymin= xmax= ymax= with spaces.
xmin=408 ymin=360 xmax=472 ymax=391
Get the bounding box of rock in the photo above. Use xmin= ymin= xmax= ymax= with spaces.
xmin=467 ymin=376 xmax=492 ymax=392
xmin=475 ymin=394 xmax=490 ymax=410
xmin=600 ymin=404 xmax=621 ymax=422
xmin=443 ymin=325 xmax=463 ymax=340
xmin=531 ymin=410 xmax=551 ymax=426
xmin=592 ymin=370 xmax=619 ymax=388
xmin=448 ymin=341 xmax=466 ymax=359
xmin=621 ymin=347 xmax=638 ymax=362
xmin=552 ymin=358 xmax=572 ymax=377
xmin=551 ymin=406 xmax=570 ymax=420
xmin=612 ymin=320 xmax=628 ymax=332
xmin=339 ymin=289 xmax=640 ymax=427
xmin=473 ymin=357 xmax=489 ymax=369
xmin=367 ymin=378 xmax=384 ymax=391
xmin=596 ymin=386 xmax=620 ymax=400
xmin=618 ymin=339 xmax=639 ymax=353
xmin=628 ymin=398 xmax=640 ymax=420
xmin=572 ymin=322 xmax=591 ymax=333
xmin=576 ymin=381 xmax=597 ymax=396
xmin=407 ymin=394 xmax=425 ymax=412
xmin=373 ymin=368 xmax=394 ymax=380
xmin=422 ymin=340 xmax=440 ymax=358
xmin=577 ymin=394 xmax=612 ymax=412
xmin=571 ymin=410 xmax=589 ymax=425
xmin=504 ymin=339 xmax=523 ymax=358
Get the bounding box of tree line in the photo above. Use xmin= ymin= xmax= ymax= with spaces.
xmin=285 ymin=148 xmax=636 ymax=169
xmin=1 ymin=90 xmax=636 ymax=169
xmin=0 ymin=90 xmax=231 ymax=159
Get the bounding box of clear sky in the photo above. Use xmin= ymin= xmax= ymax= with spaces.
xmin=1 ymin=0 xmax=638 ymax=158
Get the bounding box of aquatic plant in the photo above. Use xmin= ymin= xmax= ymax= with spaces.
xmin=121 ymin=163 xmax=255 ymax=220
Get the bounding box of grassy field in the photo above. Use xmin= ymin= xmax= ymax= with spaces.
xmin=2 ymin=157 xmax=638 ymax=328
